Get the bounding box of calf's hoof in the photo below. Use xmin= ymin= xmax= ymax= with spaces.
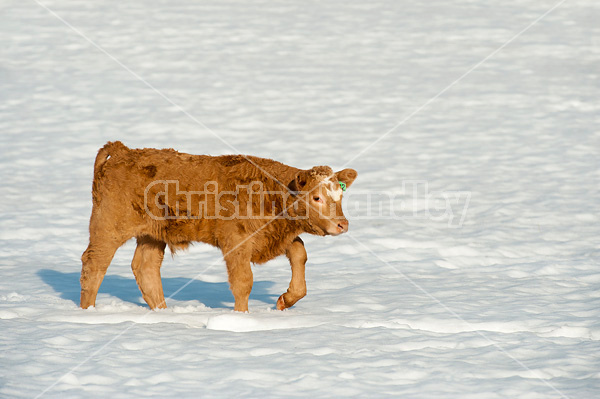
xmin=276 ymin=295 xmax=286 ymax=310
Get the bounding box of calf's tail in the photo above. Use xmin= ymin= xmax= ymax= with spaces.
xmin=94 ymin=141 xmax=128 ymax=180
xmin=91 ymin=141 xmax=129 ymax=205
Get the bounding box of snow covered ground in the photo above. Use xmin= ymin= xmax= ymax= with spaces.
xmin=1 ymin=0 xmax=599 ymax=397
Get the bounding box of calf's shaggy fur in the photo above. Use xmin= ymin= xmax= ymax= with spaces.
xmin=81 ymin=141 xmax=357 ymax=312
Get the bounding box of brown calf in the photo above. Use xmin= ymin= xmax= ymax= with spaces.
xmin=80 ymin=141 xmax=357 ymax=312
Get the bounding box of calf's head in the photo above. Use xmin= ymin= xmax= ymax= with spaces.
xmin=288 ymin=166 xmax=357 ymax=236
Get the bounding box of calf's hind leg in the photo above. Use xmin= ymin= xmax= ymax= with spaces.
xmin=277 ymin=237 xmax=307 ymax=310
xmin=131 ymin=236 xmax=167 ymax=309
xmin=80 ymin=238 xmax=123 ymax=309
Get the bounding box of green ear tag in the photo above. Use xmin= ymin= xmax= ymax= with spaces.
xmin=339 ymin=181 xmax=346 ymax=192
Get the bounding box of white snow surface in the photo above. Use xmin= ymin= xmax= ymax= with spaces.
xmin=1 ymin=0 xmax=599 ymax=398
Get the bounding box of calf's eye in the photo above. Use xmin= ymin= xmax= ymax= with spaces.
xmin=313 ymin=196 xmax=323 ymax=203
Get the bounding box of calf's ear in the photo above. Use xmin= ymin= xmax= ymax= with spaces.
xmin=335 ymin=168 xmax=358 ymax=189
xmin=288 ymin=170 xmax=309 ymax=195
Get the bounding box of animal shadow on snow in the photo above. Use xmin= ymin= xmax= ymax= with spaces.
xmin=38 ymin=269 xmax=277 ymax=309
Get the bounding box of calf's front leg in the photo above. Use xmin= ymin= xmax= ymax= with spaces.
xmin=224 ymin=247 xmax=253 ymax=312
xmin=277 ymin=237 xmax=307 ymax=310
